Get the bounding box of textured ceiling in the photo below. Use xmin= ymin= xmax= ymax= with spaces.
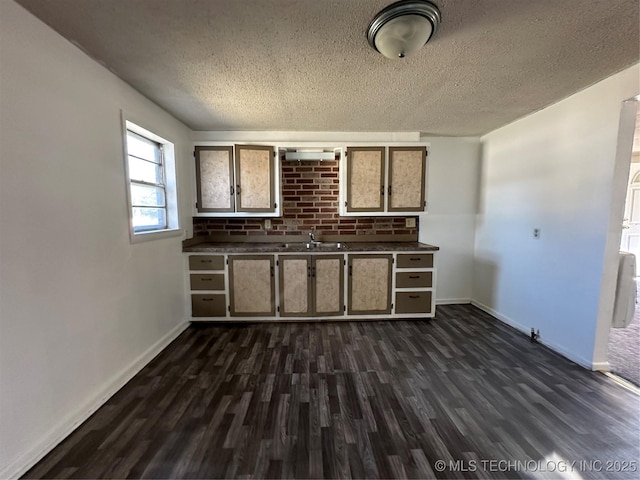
xmin=14 ymin=0 xmax=640 ymax=135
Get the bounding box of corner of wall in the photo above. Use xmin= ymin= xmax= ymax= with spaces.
xmin=1 ymin=320 xmax=189 ymax=480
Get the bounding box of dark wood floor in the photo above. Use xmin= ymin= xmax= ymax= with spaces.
xmin=24 ymin=305 xmax=640 ymax=479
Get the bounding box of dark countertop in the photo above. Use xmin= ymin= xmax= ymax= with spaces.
xmin=183 ymin=241 xmax=439 ymax=253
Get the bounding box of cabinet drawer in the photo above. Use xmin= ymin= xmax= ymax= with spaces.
xmin=396 ymin=272 xmax=432 ymax=288
xmin=190 ymin=273 xmax=225 ymax=291
xmin=191 ymin=294 xmax=226 ymax=317
xmin=397 ymin=253 xmax=433 ymax=268
xmin=395 ymin=291 xmax=432 ymax=314
xmin=189 ymin=255 xmax=224 ymax=270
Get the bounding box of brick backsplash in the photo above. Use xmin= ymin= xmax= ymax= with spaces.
xmin=192 ymin=159 xmax=418 ymax=237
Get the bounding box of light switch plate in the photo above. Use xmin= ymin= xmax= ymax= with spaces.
xmin=264 ymin=219 xmax=272 ymax=230
xmin=406 ymin=218 xmax=416 ymax=228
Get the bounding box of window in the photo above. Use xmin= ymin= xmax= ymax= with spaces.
xmin=123 ymin=119 xmax=179 ymax=242
xmin=127 ymin=131 xmax=167 ymax=231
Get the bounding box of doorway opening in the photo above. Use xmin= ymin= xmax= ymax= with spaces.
xmin=608 ymin=101 xmax=640 ymax=387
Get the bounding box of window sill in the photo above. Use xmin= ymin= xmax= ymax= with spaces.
xmin=130 ymin=227 xmax=182 ymax=244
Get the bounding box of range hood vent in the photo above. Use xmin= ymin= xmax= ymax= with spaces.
xmin=279 ymin=147 xmax=340 ymax=161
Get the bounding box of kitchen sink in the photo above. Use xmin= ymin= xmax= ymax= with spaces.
xmin=280 ymin=242 xmax=343 ymax=250
xmin=311 ymin=242 xmax=343 ymax=249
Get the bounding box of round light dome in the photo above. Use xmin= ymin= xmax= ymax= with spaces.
xmin=367 ymin=1 xmax=441 ymax=60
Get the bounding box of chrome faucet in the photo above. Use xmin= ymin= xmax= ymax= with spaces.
xmin=308 ymin=230 xmax=321 ymax=245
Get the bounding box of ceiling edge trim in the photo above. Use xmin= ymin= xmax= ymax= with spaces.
xmin=190 ymin=131 xmax=422 ymax=143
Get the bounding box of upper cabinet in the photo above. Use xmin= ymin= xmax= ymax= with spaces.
xmin=193 ymin=141 xmax=426 ymax=217
xmin=194 ymin=144 xmax=278 ymax=216
xmin=343 ymin=145 xmax=427 ymax=215
xmin=388 ymin=147 xmax=426 ymax=212
xmin=235 ymin=145 xmax=276 ymax=212
xmin=195 ymin=146 xmax=235 ymax=213
xmin=345 ymin=147 xmax=385 ymax=213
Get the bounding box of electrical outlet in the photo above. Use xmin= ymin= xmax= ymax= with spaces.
xmin=533 ymin=228 xmax=541 ymax=239
xmin=406 ymin=217 xmax=416 ymax=228
xmin=264 ymin=219 xmax=272 ymax=230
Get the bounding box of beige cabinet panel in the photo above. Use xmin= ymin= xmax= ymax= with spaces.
xmin=195 ymin=146 xmax=234 ymax=212
xmin=388 ymin=147 xmax=426 ymax=212
xmin=229 ymin=255 xmax=275 ymax=316
xmin=279 ymin=255 xmax=344 ymax=316
xmin=235 ymin=145 xmax=275 ymax=212
xmin=346 ymin=147 xmax=384 ymax=212
xmin=280 ymin=256 xmax=311 ymax=316
xmin=314 ymin=256 xmax=344 ymax=316
xmin=348 ymin=254 xmax=392 ymax=314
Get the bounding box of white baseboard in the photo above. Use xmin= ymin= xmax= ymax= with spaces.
xmin=1 ymin=320 xmax=190 ymax=480
xmin=592 ymin=361 xmax=611 ymax=372
xmin=436 ymin=298 xmax=471 ymax=305
xmin=470 ymin=300 xmax=595 ymax=370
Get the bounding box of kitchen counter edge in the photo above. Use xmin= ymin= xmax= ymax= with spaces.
xmin=183 ymin=241 xmax=439 ymax=253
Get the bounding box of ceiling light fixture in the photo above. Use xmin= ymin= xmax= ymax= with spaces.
xmin=367 ymin=0 xmax=441 ymax=59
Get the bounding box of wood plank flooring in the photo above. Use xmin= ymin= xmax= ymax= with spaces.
xmin=23 ymin=305 xmax=640 ymax=479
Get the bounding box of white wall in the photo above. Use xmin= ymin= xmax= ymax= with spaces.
xmin=0 ymin=2 xmax=192 ymax=476
xmin=474 ymin=64 xmax=640 ymax=369
xmin=419 ymin=137 xmax=481 ymax=303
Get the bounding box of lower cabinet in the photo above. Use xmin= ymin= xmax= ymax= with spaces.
xmin=191 ymin=294 xmax=226 ymax=317
xmin=229 ymin=255 xmax=276 ymax=316
xmin=395 ymin=291 xmax=433 ymax=314
xmin=279 ymin=255 xmax=344 ymax=316
xmin=347 ymin=254 xmax=392 ymax=315
xmin=394 ymin=253 xmax=435 ymax=316
xmin=189 ymin=254 xmax=226 ymax=318
xmin=187 ymin=250 xmax=435 ymax=320
xmin=314 ymin=256 xmax=345 ymax=316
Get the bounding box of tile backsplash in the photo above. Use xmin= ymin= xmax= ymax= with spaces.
xmin=192 ymin=159 xmax=418 ymax=237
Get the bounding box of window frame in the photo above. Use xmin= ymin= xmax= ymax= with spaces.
xmin=122 ymin=116 xmax=181 ymax=243
xmin=127 ymin=130 xmax=167 ymax=232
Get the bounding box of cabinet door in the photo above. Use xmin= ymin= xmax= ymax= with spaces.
xmin=280 ymin=256 xmax=312 ymax=317
xmin=347 ymin=254 xmax=392 ymax=314
xmin=195 ymin=146 xmax=234 ymax=212
xmin=388 ymin=147 xmax=426 ymax=212
xmin=313 ymin=255 xmax=344 ymax=316
xmin=235 ymin=145 xmax=275 ymax=212
xmin=229 ymin=255 xmax=275 ymax=316
xmin=346 ymin=147 xmax=384 ymax=212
